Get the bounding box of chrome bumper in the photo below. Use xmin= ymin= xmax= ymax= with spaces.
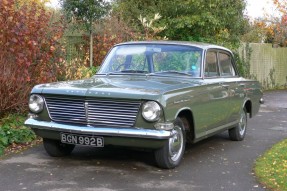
xmin=24 ymin=119 xmax=173 ymax=140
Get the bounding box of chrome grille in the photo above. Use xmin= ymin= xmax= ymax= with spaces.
xmin=45 ymin=96 xmax=141 ymax=128
xmin=45 ymin=97 xmax=86 ymax=124
xmin=87 ymin=99 xmax=141 ymax=127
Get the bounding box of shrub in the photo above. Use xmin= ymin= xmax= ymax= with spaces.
xmin=0 ymin=114 xmax=36 ymax=155
xmin=59 ymin=58 xmax=98 ymax=80
xmin=0 ymin=0 xmax=65 ymax=116
xmin=90 ymin=34 xmax=126 ymax=66
xmin=0 ymin=59 xmax=31 ymax=115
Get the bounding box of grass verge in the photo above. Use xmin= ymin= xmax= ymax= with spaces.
xmin=0 ymin=114 xmax=38 ymax=156
xmin=255 ymin=139 xmax=287 ymax=191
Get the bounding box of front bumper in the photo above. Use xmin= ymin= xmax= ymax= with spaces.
xmin=25 ymin=118 xmax=173 ymax=149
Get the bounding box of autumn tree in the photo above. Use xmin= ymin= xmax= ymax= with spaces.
xmin=245 ymin=0 xmax=287 ymax=46
xmin=267 ymin=0 xmax=287 ymax=46
xmin=241 ymin=19 xmax=271 ymax=43
xmin=61 ymin=0 xmax=111 ymax=67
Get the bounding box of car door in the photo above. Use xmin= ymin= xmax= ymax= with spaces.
xmin=195 ymin=50 xmax=230 ymax=135
xmin=218 ymin=51 xmax=243 ymax=123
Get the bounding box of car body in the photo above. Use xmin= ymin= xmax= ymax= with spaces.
xmin=25 ymin=41 xmax=263 ymax=169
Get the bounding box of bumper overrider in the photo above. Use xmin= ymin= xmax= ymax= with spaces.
xmin=24 ymin=118 xmax=174 ymax=149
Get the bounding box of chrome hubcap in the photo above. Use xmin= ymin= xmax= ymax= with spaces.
xmin=169 ymin=126 xmax=184 ymax=162
xmin=239 ymin=110 xmax=247 ymax=136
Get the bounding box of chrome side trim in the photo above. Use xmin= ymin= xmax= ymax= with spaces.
xmin=24 ymin=119 xmax=172 ymax=139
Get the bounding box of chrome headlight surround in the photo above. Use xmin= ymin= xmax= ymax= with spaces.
xmin=29 ymin=94 xmax=44 ymax=113
xmin=142 ymin=101 xmax=162 ymax=122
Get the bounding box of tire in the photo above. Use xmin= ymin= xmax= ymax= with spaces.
xmin=154 ymin=117 xmax=186 ymax=169
xmin=229 ymin=108 xmax=247 ymax=141
xmin=43 ymin=138 xmax=75 ymax=157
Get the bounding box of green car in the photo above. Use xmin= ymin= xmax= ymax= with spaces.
xmin=25 ymin=41 xmax=263 ymax=169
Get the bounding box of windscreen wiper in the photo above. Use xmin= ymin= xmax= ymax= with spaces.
xmin=120 ymin=69 xmax=148 ymax=73
xmin=153 ymin=71 xmax=192 ymax=76
xmin=96 ymin=70 xmax=148 ymax=76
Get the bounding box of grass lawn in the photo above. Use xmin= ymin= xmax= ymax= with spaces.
xmin=255 ymin=139 xmax=287 ymax=191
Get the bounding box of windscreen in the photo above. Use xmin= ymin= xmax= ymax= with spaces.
xmin=98 ymin=44 xmax=203 ymax=77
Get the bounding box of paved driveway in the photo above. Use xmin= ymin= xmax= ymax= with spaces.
xmin=1 ymin=90 xmax=287 ymax=191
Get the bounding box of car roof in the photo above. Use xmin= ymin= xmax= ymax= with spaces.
xmin=115 ymin=41 xmax=232 ymax=53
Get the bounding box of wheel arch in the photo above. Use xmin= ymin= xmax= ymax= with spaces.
xmin=243 ymin=99 xmax=252 ymax=118
xmin=176 ymin=108 xmax=195 ymax=143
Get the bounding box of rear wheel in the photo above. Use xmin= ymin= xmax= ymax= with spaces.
xmin=154 ymin=117 xmax=186 ymax=169
xmin=229 ymin=108 xmax=247 ymax=141
xmin=43 ymin=138 xmax=75 ymax=157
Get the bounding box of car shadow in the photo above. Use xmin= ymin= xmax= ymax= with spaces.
xmin=65 ymin=145 xmax=158 ymax=168
xmin=53 ymin=132 xmax=232 ymax=170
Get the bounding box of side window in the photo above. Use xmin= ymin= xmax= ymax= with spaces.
xmin=205 ymin=51 xmax=219 ymax=77
xmin=218 ymin=52 xmax=235 ymax=76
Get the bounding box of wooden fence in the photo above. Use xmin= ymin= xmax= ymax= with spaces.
xmin=240 ymin=43 xmax=287 ymax=89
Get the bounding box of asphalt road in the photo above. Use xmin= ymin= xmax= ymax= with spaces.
xmin=0 ymin=90 xmax=287 ymax=191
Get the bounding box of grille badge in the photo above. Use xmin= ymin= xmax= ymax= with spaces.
xmin=84 ymin=102 xmax=89 ymax=122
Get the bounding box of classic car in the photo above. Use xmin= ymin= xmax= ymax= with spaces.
xmin=25 ymin=41 xmax=263 ymax=169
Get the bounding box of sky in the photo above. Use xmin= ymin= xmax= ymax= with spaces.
xmin=245 ymin=0 xmax=280 ymax=19
xmin=46 ymin=0 xmax=60 ymax=8
xmin=46 ymin=0 xmax=279 ymax=19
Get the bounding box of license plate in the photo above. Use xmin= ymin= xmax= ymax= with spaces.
xmin=61 ymin=133 xmax=104 ymax=147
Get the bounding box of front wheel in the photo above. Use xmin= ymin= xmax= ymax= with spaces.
xmin=43 ymin=138 xmax=75 ymax=157
xmin=154 ymin=117 xmax=186 ymax=169
xmin=229 ymin=108 xmax=247 ymax=141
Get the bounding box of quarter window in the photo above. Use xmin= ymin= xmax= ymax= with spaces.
xmin=218 ymin=53 xmax=235 ymax=76
xmin=205 ymin=51 xmax=219 ymax=77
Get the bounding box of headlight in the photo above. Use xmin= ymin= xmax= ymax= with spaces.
xmin=29 ymin=94 xmax=44 ymax=113
xmin=142 ymin=101 xmax=161 ymax=122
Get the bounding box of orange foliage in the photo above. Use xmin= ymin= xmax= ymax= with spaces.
xmin=0 ymin=0 xmax=65 ymax=114
xmin=90 ymin=34 xmax=126 ymax=66
xmin=273 ymin=0 xmax=287 ymax=15
xmin=255 ymin=0 xmax=287 ymax=46
xmin=16 ymin=0 xmax=48 ymax=8
xmin=264 ymin=0 xmax=287 ymax=46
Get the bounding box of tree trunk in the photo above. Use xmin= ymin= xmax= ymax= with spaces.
xmin=89 ymin=29 xmax=93 ymax=68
